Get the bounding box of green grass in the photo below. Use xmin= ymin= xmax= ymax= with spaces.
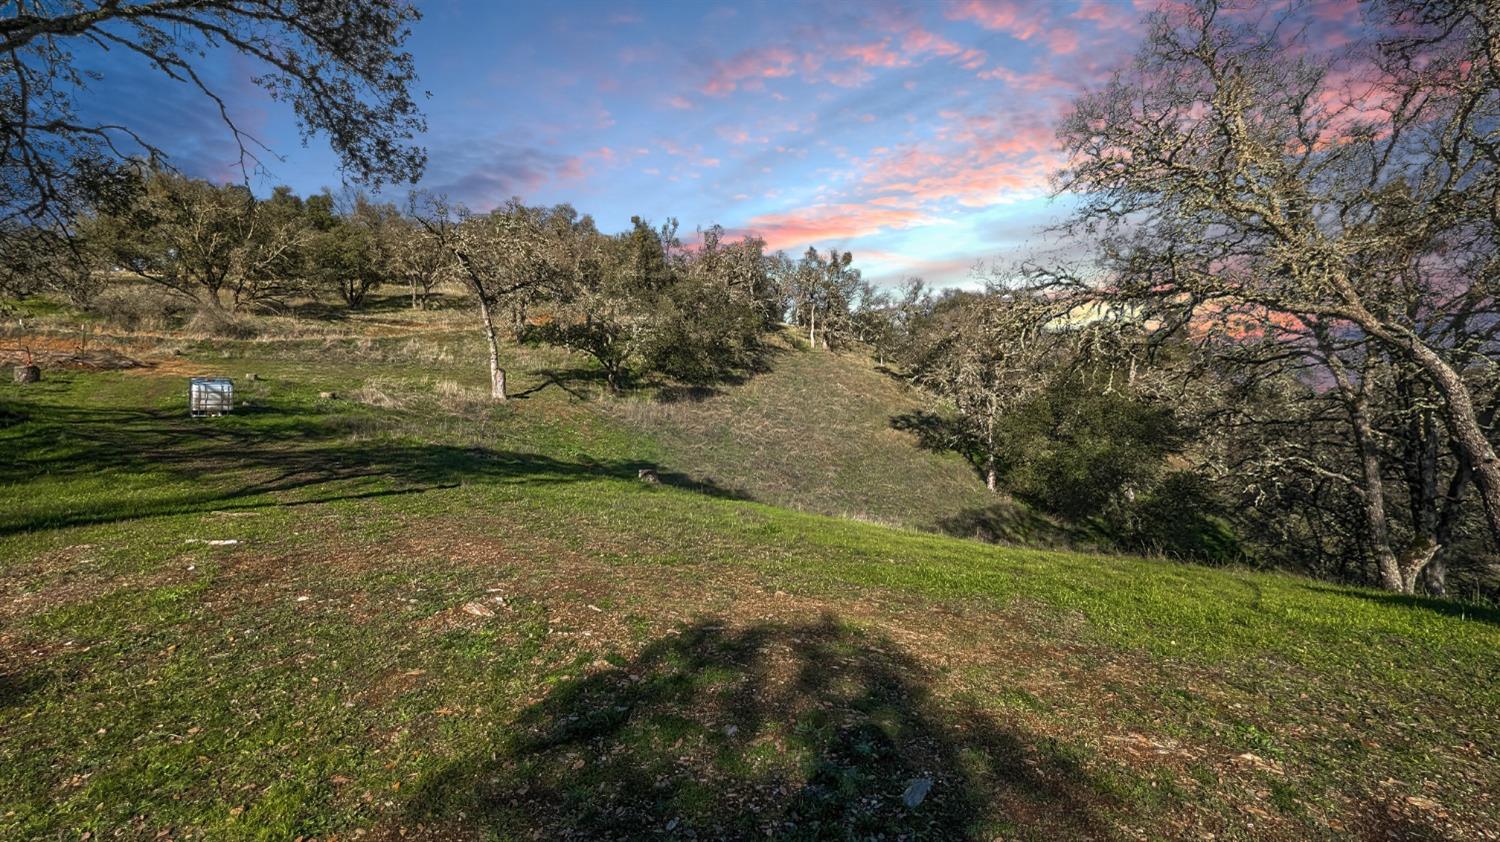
xmin=1 ymin=312 xmax=1497 ymax=839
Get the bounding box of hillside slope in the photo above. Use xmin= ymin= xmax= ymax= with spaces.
xmin=602 ymin=330 xmax=1069 ymax=542
xmin=1 ymin=304 xmax=1497 ymax=839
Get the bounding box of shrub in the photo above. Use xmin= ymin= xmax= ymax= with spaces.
xmin=1121 ymin=472 xmax=1243 ymax=564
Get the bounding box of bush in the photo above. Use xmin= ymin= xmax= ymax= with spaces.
xmin=641 ymin=280 xmax=765 ymax=386
xmin=89 ymin=284 xmax=192 ymax=331
xmin=1121 ymin=472 xmax=1242 ymax=564
xmin=185 ymin=308 xmax=260 ymax=339
xmin=1002 ymin=383 xmax=1182 ymax=521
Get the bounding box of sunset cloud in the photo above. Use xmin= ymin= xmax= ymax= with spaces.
xmin=701 ymin=45 xmax=803 ymax=95
xmin=843 ymin=39 xmax=909 ymax=68
xmin=945 ymin=0 xmax=1049 ymax=41
xmin=154 ymin=1 xmax=1208 ymax=288
xmin=1071 ymin=0 xmax=1146 ymax=31
xmin=744 ymin=203 xmax=939 ymax=251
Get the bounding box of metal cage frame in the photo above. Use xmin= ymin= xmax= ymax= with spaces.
xmin=189 ymin=377 xmax=234 ymax=417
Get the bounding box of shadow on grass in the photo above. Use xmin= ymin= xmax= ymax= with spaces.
xmin=935 ymin=504 xmax=1096 ymax=549
xmin=282 ymin=291 xmax=443 ymax=321
xmin=408 ymin=615 xmax=1111 ymax=840
xmin=510 ymin=337 xmax=790 ymax=405
xmin=890 ymin=410 xmax=990 ymax=488
xmin=0 ymin=401 xmax=750 ymax=537
xmin=0 ymin=670 xmax=49 ymax=710
xmin=510 ymin=366 xmax=610 ymax=401
xmin=1298 ymin=583 xmax=1500 ymax=627
xmin=653 ymin=384 xmax=723 ymax=404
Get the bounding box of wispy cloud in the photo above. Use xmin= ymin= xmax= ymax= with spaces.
xmin=743 ymin=202 xmax=941 ymax=251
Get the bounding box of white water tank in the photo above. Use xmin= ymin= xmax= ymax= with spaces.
xmin=189 ymin=377 xmax=234 ymax=417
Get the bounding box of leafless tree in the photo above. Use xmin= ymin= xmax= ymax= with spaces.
xmin=904 ymin=289 xmax=1061 ymax=492
xmin=1035 ymin=0 xmax=1500 ymax=591
xmin=418 ymin=197 xmax=566 ymax=401
xmin=391 ymin=198 xmax=453 ymax=309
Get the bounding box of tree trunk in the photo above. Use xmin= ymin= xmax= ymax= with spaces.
xmin=1346 ymin=306 xmax=1500 ymax=555
xmin=984 ymin=422 xmax=999 ymax=491
xmin=476 ymin=294 xmax=507 ymax=401
xmin=808 ymin=307 xmax=817 ymax=349
xmin=1330 ymin=350 xmax=1428 ymax=593
xmin=1414 ymin=343 xmax=1500 ymax=554
xmin=1421 ymin=551 xmax=1449 ymax=597
xmin=1423 ymin=457 xmax=1472 ymax=596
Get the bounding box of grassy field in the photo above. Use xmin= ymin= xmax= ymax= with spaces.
xmin=1 ymin=299 xmax=1497 ymax=840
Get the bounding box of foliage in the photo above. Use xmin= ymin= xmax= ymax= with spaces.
xmin=1000 ymin=375 xmax=1183 ymax=522
xmin=783 ymin=247 xmax=868 ymax=350
xmin=91 ymin=169 xmax=307 ymax=314
xmin=0 ymin=0 xmax=425 ymax=308
xmin=302 ymin=191 xmax=401 ymax=309
xmin=526 ymin=216 xmax=779 ymax=391
xmin=899 ymin=289 xmax=1061 ymax=491
xmin=0 ymin=0 xmax=424 ymax=229
xmin=1120 ymin=472 xmax=1241 ymax=564
xmin=1032 ymin=0 xmax=1500 ymax=593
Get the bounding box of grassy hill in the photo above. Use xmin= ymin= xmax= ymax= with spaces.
xmin=601 ymin=329 xmax=1075 ymax=545
xmin=1 ymin=299 xmax=1497 ymax=840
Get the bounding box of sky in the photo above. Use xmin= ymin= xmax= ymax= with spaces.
xmin=75 ymin=0 xmax=1363 ymax=289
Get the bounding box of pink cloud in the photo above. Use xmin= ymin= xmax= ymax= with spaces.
xmin=955 ymin=48 xmax=988 ymax=70
xmin=657 ymin=139 xmax=722 ymax=169
xmin=1045 ymin=28 xmax=1080 ymax=55
xmin=843 ymin=39 xmax=909 ymax=68
xmin=867 ymin=154 xmax=1054 ymax=206
xmin=665 ymin=95 xmax=695 ymax=110
xmin=860 ymin=147 xmax=951 ymax=183
xmin=890 ymin=19 xmax=988 ymax=69
xmin=946 ymin=0 xmax=1050 ymax=40
xmin=858 ymin=249 xmax=978 ymax=282
xmin=701 ymin=45 xmax=804 ymax=95
xmin=976 ymin=63 xmax=1076 ymax=93
xmin=822 ymin=64 xmax=874 ymax=88
xmin=854 ymin=104 xmax=1063 ymax=208
xmin=744 ymin=203 xmax=938 ymax=251
xmin=716 ymin=126 xmax=753 ymax=144
xmin=1071 ymin=0 xmax=1144 ymax=30
xmin=1310 ymin=0 xmax=1360 ymax=22
xmin=899 ymin=25 xmax=964 ymax=58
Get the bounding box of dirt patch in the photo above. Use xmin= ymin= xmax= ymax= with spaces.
xmin=1 ymin=335 xmax=145 ymax=371
xmin=127 ymin=356 xmax=219 ymax=378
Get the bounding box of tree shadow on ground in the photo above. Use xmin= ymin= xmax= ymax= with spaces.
xmin=0 ymin=670 xmax=49 ymax=710
xmin=281 ymin=292 xmax=441 ymax=321
xmin=1297 ymin=583 xmax=1500 ymax=627
xmin=0 ymin=401 xmax=750 ymax=537
xmin=281 ymin=300 xmax=353 ymax=322
xmin=510 ymin=366 xmax=611 ymax=401
xmin=408 ymin=615 xmax=1114 ymax=840
xmin=653 ymin=384 xmax=723 ymax=404
xmin=890 ymin=410 xmax=989 ymax=487
xmin=935 ymin=504 xmax=1098 ymax=550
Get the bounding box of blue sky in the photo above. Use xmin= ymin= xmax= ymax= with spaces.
xmin=74 ymin=0 xmax=1361 ymax=288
